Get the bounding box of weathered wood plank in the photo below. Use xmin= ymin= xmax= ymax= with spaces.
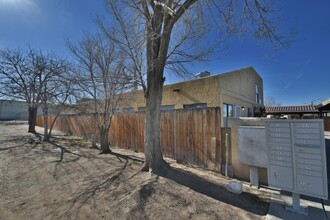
xmin=36 ymin=107 xmax=222 ymax=171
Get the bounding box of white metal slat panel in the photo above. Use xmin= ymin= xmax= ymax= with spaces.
xmin=293 ymin=123 xmax=320 ymax=128
xmin=266 ymin=119 xmax=328 ymax=199
xmin=270 ymin=149 xmax=292 ymax=157
xmin=294 ymin=139 xmax=321 ymax=147
xmin=268 ymin=164 xmax=294 ymax=190
xmin=267 ymin=127 xmax=291 ymax=133
xmin=268 ymin=132 xmax=291 ymax=138
xmin=269 ymin=160 xmax=292 ymax=168
xmin=296 ymin=175 xmax=324 ymax=196
xmin=268 ymin=137 xmax=291 ymax=144
xmin=293 ymin=133 xmax=320 ymax=140
xmin=296 ymin=158 xmax=322 ymax=166
xmin=295 ymin=147 xmax=321 ymax=154
xmin=269 ymin=143 xmax=292 ymax=152
xmin=296 ymin=169 xmax=322 ymax=178
xmin=293 ymin=128 xmax=320 ymax=134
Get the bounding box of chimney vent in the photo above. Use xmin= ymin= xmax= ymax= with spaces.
xmin=195 ymin=71 xmax=210 ymax=78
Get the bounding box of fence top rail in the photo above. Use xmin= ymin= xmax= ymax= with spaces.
xmin=37 ymin=107 xmax=221 ymax=118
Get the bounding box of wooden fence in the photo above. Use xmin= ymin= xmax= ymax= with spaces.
xmin=36 ymin=107 xmax=222 ymax=171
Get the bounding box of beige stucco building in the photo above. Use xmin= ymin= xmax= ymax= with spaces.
xmin=119 ymin=66 xmax=263 ymax=126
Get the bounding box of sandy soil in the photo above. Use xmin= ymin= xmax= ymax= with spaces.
xmin=0 ymin=122 xmax=270 ymax=220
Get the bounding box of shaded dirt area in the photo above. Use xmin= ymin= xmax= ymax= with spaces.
xmin=0 ymin=122 xmax=270 ymax=219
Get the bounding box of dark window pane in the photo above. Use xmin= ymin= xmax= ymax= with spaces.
xmin=138 ymin=107 xmax=146 ymax=112
xmin=161 ymin=105 xmax=175 ymax=111
xmin=123 ymin=107 xmax=134 ymax=113
xmin=183 ymin=103 xmax=207 ymax=110
xmin=223 ymin=103 xmax=233 ymax=117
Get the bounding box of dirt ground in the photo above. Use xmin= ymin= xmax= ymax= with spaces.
xmin=0 ymin=122 xmax=270 ymax=220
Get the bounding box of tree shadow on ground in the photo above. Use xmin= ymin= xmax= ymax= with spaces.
xmin=157 ymin=165 xmax=269 ymax=216
xmin=45 ymin=151 xmax=143 ymax=220
xmin=11 ymin=131 xmax=268 ymax=217
xmin=128 ymin=176 xmax=158 ymax=219
xmin=110 ymin=151 xmax=144 ymax=164
xmin=49 ymin=141 xmax=82 ymax=163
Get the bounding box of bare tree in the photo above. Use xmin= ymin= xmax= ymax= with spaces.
xmin=67 ymin=33 xmax=131 ymax=153
xmin=42 ymin=66 xmax=75 ymax=141
xmin=0 ymin=48 xmax=70 ymax=133
xmin=103 ymin=0 xmax=288 ymax=172
xmin=265 ymin=96 xmax=281 ymax=106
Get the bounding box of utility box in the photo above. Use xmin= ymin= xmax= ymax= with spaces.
xmin=266 ymin=119 xmax=328 ymax=199
xmin=238 ymin=126 xmax=267 ymax=168
xmin=238 ymin=126 xmax=267 ymax=187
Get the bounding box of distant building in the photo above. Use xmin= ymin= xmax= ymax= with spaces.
xmin=0 ymin=99 xmax=50 ymax=120
xmin=0 ymin=100 xmax=28 ymax=120
xmin=265 ymin=105 xmax=319 ymax=119
xmin=118 ymin=66 xmax=264 ymax=126
xmin=265 ymin=98 xmax=330 ymax=119
xmin=317 ymin=98 xmax=330 ymax=117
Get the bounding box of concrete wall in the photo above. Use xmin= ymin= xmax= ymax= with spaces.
xmin=0 ymin=100 xmax=28 ymax=120
xmin=227 ymin=117 xmax=268 ymax=184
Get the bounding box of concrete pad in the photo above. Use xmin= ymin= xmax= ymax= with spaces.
xmin=266 ymin=191 xmax=330 ymax=220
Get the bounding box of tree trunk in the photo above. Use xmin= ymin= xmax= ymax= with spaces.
xmin=91 ymin=134 xmax=98 ymax=149
xmin=43 ymin=104 xmax=49 ymax=141
xmin=100 ymin=124 xmax=111 ymax=154
xmin=141 ymin=13 xmax=174 ymax=172
xmin=48 ymin=113 xmax=60 ymax=138
xmin=142 ymin=71 xmax=165 ymax=172
xmin=28 ymin=106 xmax=38 ymax=133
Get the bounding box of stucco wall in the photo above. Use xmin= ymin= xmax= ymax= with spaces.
xmin=220 ymin=67 xmax=263 ymax=120
xmin=118 ymin=66 xmax=263 ymax=114
xmin=219 ymin=67 xmax=263 ymax=104
xmin=118 ymin=73 xmax=221 ymax=111
xmin=162 ymin=76 xmax=221 ymax=109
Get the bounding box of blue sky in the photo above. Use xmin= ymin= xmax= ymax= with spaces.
xmin=1 ymin=0 xmax=329 ymax=106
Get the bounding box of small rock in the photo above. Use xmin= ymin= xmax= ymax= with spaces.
xmin=225 ymin=180 xmax=243 ymax=194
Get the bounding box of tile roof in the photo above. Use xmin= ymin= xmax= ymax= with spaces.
xmin=265 ymin=105 xmax=318 ymax=113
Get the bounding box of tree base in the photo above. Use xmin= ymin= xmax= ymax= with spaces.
xmin=141 ymin=163 xmax=149 ymax=172
xmin=43 ymin=136 xmax=50 ymax=142
xmin=141 ymin=159 xmax=170 ymax=175
xmin=90 ymin=145 xmax=99 ymax=150
xmin=99 ymin=148 xmax=112 ymax=154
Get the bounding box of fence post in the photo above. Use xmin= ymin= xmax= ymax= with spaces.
xmin=91 ymin=134 xmax=97 ymax=148
xmin=225 ymin=132 xmax=229 ymax=177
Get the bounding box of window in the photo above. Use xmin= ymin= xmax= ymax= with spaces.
xmin=223 ymin=103 xmax=233 ymax=118
xmin=248 ymin=108 xmax=252 ymax=117
xmin=256 ymin=85 xmax=260 ymax=104
xmin=138 ymin=107 xmax=146 ymax=112
xmin=123 ymin=107 xmax=134 ymax=113
xmin=183 ymin=103 xmax=207 ymax=110
xmin=235 ymin=105 xmax=241 ymax=117
xmin=161 ymin=105 xmax=175 ymax=111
